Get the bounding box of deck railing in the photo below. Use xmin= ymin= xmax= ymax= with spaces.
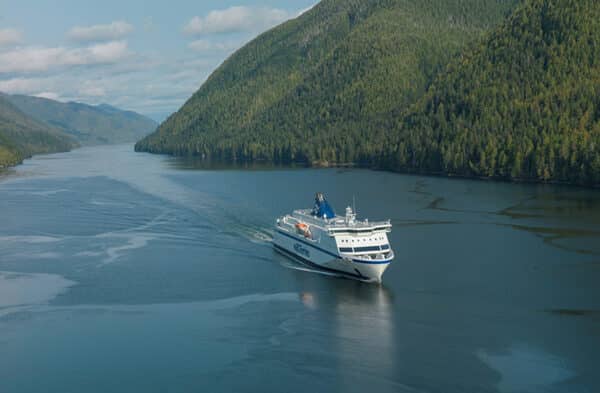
xmin=292 ymin=209 xmax=391 ymax=231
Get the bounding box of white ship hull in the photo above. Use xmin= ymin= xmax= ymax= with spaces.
xmin=273 ymin=230 xmax=391 ymax=282
xmin=273 ymin=195 xmax=394 ymax=283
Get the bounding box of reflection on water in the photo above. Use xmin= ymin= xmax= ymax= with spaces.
xmin=502 ymin=224 xmax=600 ymax=256
xmin=411 ymin=178 xmax=600 ymax=257
xmin=510 ymin=192 xmax=600 ymax=219
xmin=334 ymin=284 xmax=396 ymax=389
xmin=167 ymin=156 xmax=309 ymax=171
xmin=479 ymin=345 xmax=575 ymax=393
xmin=296 ymin=277 xmax=398 ymax=391
xmin=300 ymin=292 xmax=317 ymax=309
xmin=391 ymin=219 xmax=459 ymax=227
xmin=545 ymin=309 xmax=600 ymax=317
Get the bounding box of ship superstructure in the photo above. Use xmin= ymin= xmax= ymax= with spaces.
xmin=273 ymin=193 xmax=394 ymax=282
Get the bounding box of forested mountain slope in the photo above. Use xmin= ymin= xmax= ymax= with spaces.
xmin=0 ymin=96 xmax=75 ymax=168
xmin=386 ymin=0 xmax=600 ymax=186
xmin=136 ymin=0 xmax=515 ymax=162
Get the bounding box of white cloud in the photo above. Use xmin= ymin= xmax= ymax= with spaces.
xmin=184 ymin=6 xmax=291 ymax=35
xmin=0 ymin=77 xmax=48 ymax=93
xmin=34 ymin=91 xmax=61 ymax=100
xmin=0 ymin=41 xmax=129 ymax=73
xmin=86 ymin=41 xmax=129 ymax=62
xmin=0 ymin=28 xmax=23 ymax=47
xmin=0 ymin=54 xmax=216 ymax=116
xmin=79 ymin=82 xmax=106 ymax=97
xmin=188 ymin=39 xmax=240 ymax=52
xmin=68 ymin=21 xmax=133 ymax=43
xmin=188 ymin=39 xmax=213 ymax=51
xmin=298 ymin=3 xmax=317 ymax=16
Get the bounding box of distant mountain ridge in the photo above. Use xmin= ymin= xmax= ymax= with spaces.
xmin=0 ymin=95 xmax=75 ymax=168
xmin=136 ymin=0 xmax=516 ymax=162
xmin=6 ymin=94 xmax=157 ymax=146
xmin=0 ymin=94 xmax=157 ymax=169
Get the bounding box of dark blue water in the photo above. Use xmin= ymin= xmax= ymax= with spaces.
xmin=1 ymin=145 xmax=599 ymax=393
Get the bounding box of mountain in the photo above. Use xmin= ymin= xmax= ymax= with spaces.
xmin=136 ymin=0 xmax=516 ymax=162
xmin=0 ymin=96 xmax=75 ymax=168
xmin=385 ymin=0 xmax=600 ymax=186
xmin=6 ymin=95 xmax=157 ymax=146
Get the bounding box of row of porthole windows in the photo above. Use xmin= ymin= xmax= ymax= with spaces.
xmin=339 ymin=236 xmax=385 ymax=244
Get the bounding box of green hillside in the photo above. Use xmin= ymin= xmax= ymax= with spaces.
xmin=386 ymin=0 xmax=600 ymax=186
xmin=6 ymin=95 xmax=157 ymax=146
xmin=136 ymin=0 xmax=515 ymax=162
xmin=0 ymin=96 xmax=75 ymax=168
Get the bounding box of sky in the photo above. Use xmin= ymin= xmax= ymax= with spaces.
xmin=0 ymin=0 xmax=316 ymax=121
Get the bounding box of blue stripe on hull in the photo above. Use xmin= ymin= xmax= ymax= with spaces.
xmin=273 ymin=244 xmax=367 ymax=280
xmin=276 ymin=230 xmax=339 ymax=258
xmin=276 ymin=229 xmax=393 ymax=266
xmin=351 ymin=258 xmax=392 ymax=265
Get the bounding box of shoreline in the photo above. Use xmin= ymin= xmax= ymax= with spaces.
xmin=135 ymin=149 xmax=600 ymax=190
xmin=5 ymin=145 xmax=598 ymax=190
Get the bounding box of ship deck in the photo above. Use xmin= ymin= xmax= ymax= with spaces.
xmin=291 ymin=209 xmax=391 ymax=234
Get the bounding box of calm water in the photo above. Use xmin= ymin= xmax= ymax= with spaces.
xmin=1 ymin=145 xmax=599 ymax=393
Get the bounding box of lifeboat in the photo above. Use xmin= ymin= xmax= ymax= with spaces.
xmin=295 ymin=222 xmax=312 ymax=238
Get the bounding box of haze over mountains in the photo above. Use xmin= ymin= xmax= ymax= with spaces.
xmin=0 ymin=94 xmax=156 ymax=168
xmin=5 ymin=94 xmax=157 ymax=146
xmin=137 ymin=0 xmax=600 ymax=186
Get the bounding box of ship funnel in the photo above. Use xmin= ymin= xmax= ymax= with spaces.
xmin=312 ymin=192 xmax=336 ymax=219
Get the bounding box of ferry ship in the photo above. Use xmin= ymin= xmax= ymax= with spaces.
xmin=273 ymin=193 xmax=394 ymax=283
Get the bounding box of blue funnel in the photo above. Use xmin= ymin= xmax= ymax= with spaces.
xmin=312 ymin=193 xmax=335 ymax=219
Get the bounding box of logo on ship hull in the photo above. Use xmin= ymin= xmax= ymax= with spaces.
xmin=294 ymin=243 xmax=310 ymax=258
